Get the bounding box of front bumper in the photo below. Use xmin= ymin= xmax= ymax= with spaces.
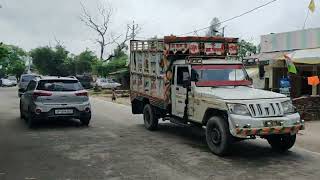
xmin=228 ymin=113 xmax=304 ymax=138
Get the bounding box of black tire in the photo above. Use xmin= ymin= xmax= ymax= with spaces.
xmin=19 ymin=101 xmax=25 ymax=120
xmin=267 ymin=134 xmax=296 ymax=152
xmin=27 ymin=110 xmax=35 ymax=128
xmin=80 ymin=114 xmax=91 ymax=126
xmin=143 ymin=104 xmax=158 ymax=131
xmin=205 ymin=116 xmax=232 ymax=156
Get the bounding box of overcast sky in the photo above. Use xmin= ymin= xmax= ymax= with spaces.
xmin=0 ymin=0 xmax=320 ymax=57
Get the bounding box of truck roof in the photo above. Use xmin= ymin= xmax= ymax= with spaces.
xmin=130 ymin=36 xmax=239 ymax=60
xmin=173 ymin=59 xmax=243 ymax=65
xmin=164 ymin=36 xmax=238 ymax=43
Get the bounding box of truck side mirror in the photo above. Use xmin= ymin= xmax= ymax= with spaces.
xmin=182 ymin=71 xmax=191 ymax=89
xmin=183 ymin=79 xmax=191 ymax=89
xmin=248 ymin=77 xmax=253 ymax=85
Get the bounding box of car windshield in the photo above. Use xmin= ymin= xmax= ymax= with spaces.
xmin=100 ymin=79 xmax=107 ymax=83
xmin=21 ymin=75 xmax=37 ymax=82
xmin=8 ymin=76 xmax=17 ymax=80
xmin=192 ymin=65 xmax=251 ymax=86
xmin=37 ymin=80 xmax=84 ymax=91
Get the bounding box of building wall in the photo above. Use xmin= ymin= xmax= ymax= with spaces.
xmin=261 ymin=28 xmax=320 ymax=53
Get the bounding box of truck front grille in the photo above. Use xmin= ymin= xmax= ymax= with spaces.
xmin=248 ymin=103 xmax=283 ymax=117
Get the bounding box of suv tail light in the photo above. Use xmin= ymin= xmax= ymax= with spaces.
xmin=33 ymin=91 xmax=52 ymax=99
xmin=75 ymin=91 xmax=88 ymax=97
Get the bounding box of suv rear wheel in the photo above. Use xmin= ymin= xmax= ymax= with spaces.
xmin=206 ymin=116 xmax=232 ymax=156
xmin=267 ymin=134 xmax=296 ymax=152
xmin=80 ymin=114 xmax=91 ymax=126
xmin=27 ymin=109 xmax=35 ymax=128
xmin=143 ymin=104 xmax=158 ymax=131
xmin=19 ymin=101 xmax=24 ymax=120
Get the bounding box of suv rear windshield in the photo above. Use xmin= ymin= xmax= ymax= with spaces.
xmin=37 ymin=80 xmax=84 ymax=91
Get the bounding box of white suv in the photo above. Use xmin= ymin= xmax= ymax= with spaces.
xmin=19 ymin=77 xmax=91 ymax=128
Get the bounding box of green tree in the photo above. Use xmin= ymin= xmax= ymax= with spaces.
xmin=30 ymin=45 xmax=70 ymax=76
xmin=238 ymin=40 xmax=257 ymax=60
xmin=206 ymin=17 xmax=221 ymax=36
xmin=0 ymin=43 xmax=27 ymax=78
xmin=0 ymin=43 xmax=9 ymax=78
xmin=93 ymin=50 xmax=128 ymax=77
xmin=74 ymin=49 xmax=98 ymax=74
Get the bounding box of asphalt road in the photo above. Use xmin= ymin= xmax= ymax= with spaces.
xmin=1 ymin=87 xmax=320 ymax=180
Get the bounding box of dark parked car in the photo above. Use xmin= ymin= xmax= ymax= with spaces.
xmin=76 ymin=75 xmax=93 ymax=89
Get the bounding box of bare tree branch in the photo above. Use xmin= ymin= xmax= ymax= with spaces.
xmin=79 ymin=1 xmax=113 ymax=60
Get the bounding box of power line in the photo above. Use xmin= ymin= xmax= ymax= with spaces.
xmin=178 ymin=0 xmax=278 ymax=36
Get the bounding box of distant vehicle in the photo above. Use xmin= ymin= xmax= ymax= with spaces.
xmin=18 ymin=74 xmax=41 ymax=97
xmin=1 ymin=78 xmax=15 ymax=87
xmin=76 ymin=74 xmax=93 ymax=89
xmin=7 ymin=76 xmax=18 ymax=86
xmin=19 ymin=77 xmax=91 ymax=128
xmin=96 ymin=78 xmax=121 ymax=89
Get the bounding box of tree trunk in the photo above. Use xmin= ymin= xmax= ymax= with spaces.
xmin=100 ymin=38 xmax=105 ymax=60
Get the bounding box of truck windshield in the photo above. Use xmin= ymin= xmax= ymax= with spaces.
xmin=192 ymin=65 xmax=251 ymax=86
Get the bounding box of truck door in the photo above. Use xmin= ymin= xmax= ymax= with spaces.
xmin=171 ymin=65 xmax=190 ymax=118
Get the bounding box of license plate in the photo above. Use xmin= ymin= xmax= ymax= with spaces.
xmin=264 ymin=120 xmax=283 ymax=127
xmin=54 ymin=109 xmax=74 ymax=115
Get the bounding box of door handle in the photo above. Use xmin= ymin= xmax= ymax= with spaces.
xmin=178 ymin=100 xmax=183 ymax=103
xmin=176 ymin=87 xmax=179 ymax=91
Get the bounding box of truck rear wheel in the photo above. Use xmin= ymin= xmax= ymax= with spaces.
xmin=206 ymin=116 xmax=232 ymax=156
xmin=267 ymin=134 xmax=296 ymax=152
xmin=143 ymin=104 xmax=158 ymax=131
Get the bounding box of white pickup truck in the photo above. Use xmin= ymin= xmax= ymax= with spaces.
xmin=130 ymin=36 xmax=304 ymax=156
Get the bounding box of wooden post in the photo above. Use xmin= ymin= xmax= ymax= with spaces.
xmin=312 ymin=65 xmax=317 ymax=96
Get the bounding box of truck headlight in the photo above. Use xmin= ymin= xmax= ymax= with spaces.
xmin=227 ymin=103 xmax=250 ymax=116
xmin=281 ymin=101 xmax=296 ymax=114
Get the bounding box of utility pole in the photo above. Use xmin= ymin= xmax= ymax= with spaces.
xmin=128 ymin=20 xmax=139 ymax=40
xmin=132 ymin=21 xmax=135 ymax=40
xmin=222 ymin=27 xmax=225 ymax=37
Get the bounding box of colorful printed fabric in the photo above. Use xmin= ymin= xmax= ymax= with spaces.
xmin=308 ymin=76 xmax=320 ymax=86
xmin=284 ymin=54 xmax=297 ymax=74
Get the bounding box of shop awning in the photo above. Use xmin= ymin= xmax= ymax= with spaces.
xmin=276 ymin=48 xmax=320 ymax=64
xmin=244 ymin=51 xmax=292 ymax=61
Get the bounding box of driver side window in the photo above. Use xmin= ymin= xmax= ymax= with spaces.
xmin=176 ymin=66 xmax=190 ymax=86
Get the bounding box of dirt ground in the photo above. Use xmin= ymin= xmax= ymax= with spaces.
xmin=296 ymin=121 xmax=320 ymax=153
xmin=90 ymin=90 xmax=131 ymax=106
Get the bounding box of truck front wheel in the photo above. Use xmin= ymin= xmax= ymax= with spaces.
xmin=143 ymin=104 xmax=158 ymax=131
xmin=267 ymin=134 xmax=296 ymax=152
xmin=206 ymin=116 xmax=232 ymax=156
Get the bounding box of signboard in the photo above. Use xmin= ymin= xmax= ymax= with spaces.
xmin=169 ymin=43 xmax=188 ymax=53
xmin=165 ymin=36 xmax=239 ymax=57
xmin=260 ymin=28 xmax=320 ymax=53
xmin=228 ymin=43 xmax=238 ymax=55
xmin=189 ymin=43 xmax=199 ymax=54
xmin=204 ymin=43 xmax=224 ymax=55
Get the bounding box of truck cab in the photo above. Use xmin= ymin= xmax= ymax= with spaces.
xmin=130 ymin=36 xmax=304 ymax=156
